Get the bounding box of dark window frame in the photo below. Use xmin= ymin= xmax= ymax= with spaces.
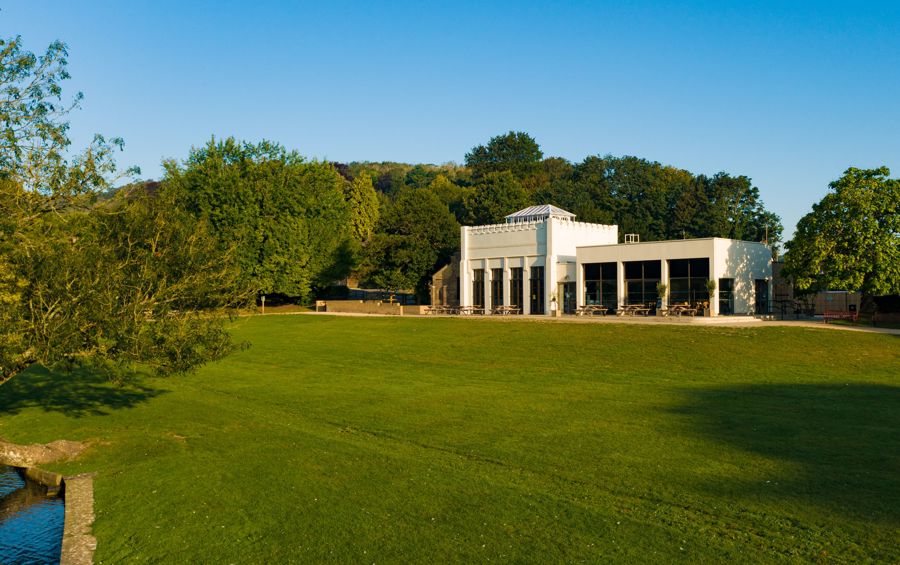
xmin=473 ymin=269 xmax=485 ymax=308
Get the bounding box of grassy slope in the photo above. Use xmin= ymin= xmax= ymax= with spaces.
xmin=1 ymin=316 xmax=898 ymax=564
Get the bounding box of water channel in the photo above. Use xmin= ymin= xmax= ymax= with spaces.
xmin=0 ymin=464 xmax=64 ymax=565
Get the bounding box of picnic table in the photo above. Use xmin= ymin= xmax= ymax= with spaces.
xmin=491 ymin=305 xmax=521 ymax=315
xmin=425 ymin=305 xmax=458 ymax=315
xmin=576 ymin=305 xmax=607 ymax=316
xmin=667 ymin=303 xmax=698 ymax=317
xmin=458 ymin=306 xmax=485 ymax=315
xmin=617 ymin=304 xmax=652 ymax=316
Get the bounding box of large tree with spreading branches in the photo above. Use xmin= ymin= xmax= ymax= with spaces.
xmin=0 ymin=36 xmax=246 ymax=383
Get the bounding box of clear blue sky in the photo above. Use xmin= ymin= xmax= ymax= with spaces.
xmin=4 ymin=1 xmax=899 ymax=239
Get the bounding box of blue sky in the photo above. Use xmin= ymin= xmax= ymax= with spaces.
xmin=4 ymin=1 xmax=899 ymax=239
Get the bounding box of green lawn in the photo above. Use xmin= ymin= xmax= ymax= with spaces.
xmin=2 ymin=316 xmax=898 ymax=563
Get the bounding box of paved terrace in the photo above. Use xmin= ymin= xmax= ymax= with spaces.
xmin=294 ymin=310 xmax=900 ymax=336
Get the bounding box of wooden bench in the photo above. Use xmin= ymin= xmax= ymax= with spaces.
xmin=823 ymin=310 xmax=858 ymax=323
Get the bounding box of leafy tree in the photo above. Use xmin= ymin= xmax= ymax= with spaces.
xmin=163 ymin=138 xmax=351 ymax=301
xmin=0 ymin=36 xmax=241 ymax=383
xmin=405 ymin=164 xmax=438 ymax=189
xmin=374 ymin=166 xmax=408 ymax=196
xmin=700 ymin=173 xmax=783 ymax=245
xmin=0 ymin=36 xmax=137 ymax=196
xmin=465 ymin=131 xmax=543 ymax=180
xmin=345 ymin=173 xmax=379 ymax=242
xmin=466 ymin=171 xmax=530 ymax=225
xmin=784 ymin=167 xmax=900 ymax=295
xmin=670 ymin=176 xmax=708 ymax=239
xmin=526 ymin=157 xmax=574 ymax=193
xmin=428 ymin=173 xmax=469 ymax=224
xmin=361 ymin=188 xmax=459 ymax=300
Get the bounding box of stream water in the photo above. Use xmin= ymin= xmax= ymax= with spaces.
xmin=0 ymin=465 xmax=64 ymax=565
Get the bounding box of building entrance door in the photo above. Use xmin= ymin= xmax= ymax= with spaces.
xmin=560 ymin=282 xmax=576 ymax=314
xmin=755 ymin=279 xmax=769 ymax=315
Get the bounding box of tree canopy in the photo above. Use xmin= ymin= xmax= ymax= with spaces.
xmin=360 ymin=188 xmax=459 ymax=300
xmin=466 ymin=171 xmax=529 ymax=225
xmin=0 ymin=37 xmax=244 ymax=383
xmin=784 ymin=167 xmax=900 ymax=295
xmin=162 ymin=138 xmax=352 ymax=301
xmin=465 ymin=131 xmax=543 ymax=180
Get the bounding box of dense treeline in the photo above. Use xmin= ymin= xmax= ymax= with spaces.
xmin=342 ymin=131 xmax=783 ymax=300
xmin=136 ymin=131 xmax=785 ymax=304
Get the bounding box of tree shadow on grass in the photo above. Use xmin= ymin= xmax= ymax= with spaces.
xmin=0 ymin=365 xmax=167 ymax=418
xmin=672 ymin=384 xmax=900 ymax=524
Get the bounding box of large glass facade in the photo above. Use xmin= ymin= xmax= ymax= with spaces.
xmin=719 ymin=278 xmax=734 ymax=314
xmin=473 ymin=269 xmax=484 ymax=308
xmin=624 ymin=260 xmax=661 ymax=306
xmin=583 ymin=262 xmax=617 ymax=313
xmin=529 ymin=266 xmax=545 ymax=314
xmin=490 ymin=268 xmax=503 ymax=308
xmin=510 ymin=268 xmax=523 ymax=309
xmin=668 ymin=258 xmax=710 ymax=305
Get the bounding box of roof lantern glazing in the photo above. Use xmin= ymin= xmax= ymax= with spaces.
xmin=504 ymin=204 xmax=576 ymax=224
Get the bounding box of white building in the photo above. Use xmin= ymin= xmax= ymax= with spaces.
xmin=456 ymin=205 xmax=772 ymax=316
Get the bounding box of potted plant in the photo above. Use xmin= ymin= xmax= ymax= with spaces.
xmin=655 ymin=282 xmax=668 ymax=315
xmin=704 ymin=279 xmax=717 ymax=316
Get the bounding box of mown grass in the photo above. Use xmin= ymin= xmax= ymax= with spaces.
xmin=1 ymin=315 xmax=898 ymax=563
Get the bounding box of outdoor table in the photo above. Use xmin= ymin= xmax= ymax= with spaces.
xmin=577 ymin=305 xmax=606 ymax=316
xmin=619 ymin=304 xmax=651 ymax=316
xmin=491 ymin=306 xmax=521 ymax=315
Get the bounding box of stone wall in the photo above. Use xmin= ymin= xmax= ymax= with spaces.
xmin=320 ymin=300 xmax=426 ymax=316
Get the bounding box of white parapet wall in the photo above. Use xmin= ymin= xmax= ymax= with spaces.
xmin=460 ymin=215 xmax=617 ymax=314
xmin=576 ymin=238 xmax=772 ymax=315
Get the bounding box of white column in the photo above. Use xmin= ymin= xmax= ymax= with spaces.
xmin=459 ymin=227 xmax=470 ymax=307
xmin=546 ymin=219 xmax=555 ymax=316
xmin=661 ymin=258 xmax=669 ymax=308
xmin=522 ymin=259 xmax=531 ymax=315
xmin=617 ymin=261 xmax=626 ymax=307
xmin=576 ymin=261 xmax=584 ymax=309
xmin=503 ymin=259 xmax=510 ymax=307
xmin=483 ymin=260 xmax=491 ymax=312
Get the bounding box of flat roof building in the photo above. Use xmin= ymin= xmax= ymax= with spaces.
xmin=450 ymin=205 xmax=772 ymax=316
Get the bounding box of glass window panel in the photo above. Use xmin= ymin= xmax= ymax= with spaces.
xmin=669 ymin=259 xmax=689 ymax=278
xmin=691 ymin=258 xmax=710 ymax=278
xmin=584 ymin=263 xmax=602 ymax=280
xmin=626 ymin=281 xmax=642 ymax=303
xmin=473 ymin=269 xmax=484 ymax=308
xmin=530 ymin=266 xmax=544 ymax=314
xmin=491 ymin=268 xmax=503 ymax=306
xmin=510 ymin=268 xmax=523 ymax=307
xmin=624 ymin=262 xmax=642 ymax=279
xmin=585 ymin=281 xmax=600 ymax=304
